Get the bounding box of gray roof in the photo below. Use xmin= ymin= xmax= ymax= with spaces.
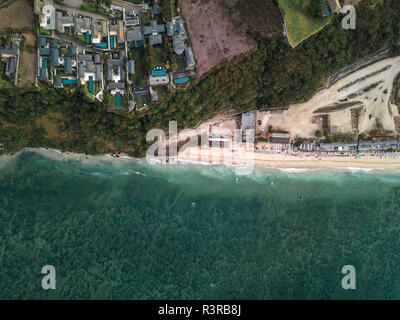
xmin=128 ymin=60 xmax=135 ymax=74
xmin=12 ymin=38 xmax=20 ymax=49
xmin=54 ymin=76 xmax=63 ymax=87
xmin=94 ymin=64 xmax=102 ymax=81
xmin=185 ymin=46 xmax=195 ymax=67
xmin=166 ymin=19 xmax=187 ymax=39
xmin=321 ymin=142 xmax=358 ymax=152
xmin=106 ymin=59 xmax=125 ymax=81
xmin=143 ymin=20 xmax=166 ymax=35
xmin=173 ymin=39 xmax=185 ymax=55
xmin=68 ymin=46 xmax=76 ymax=56
xmin=38 ymin=35 xmax=46 ymax=48
xmin=78 ymin=54 xmax=93 ymax=61
xmin=50 ymin=47 xmax=59 ymax=66
xmin=6 ymin=57 xmax=16 ymax=74
xmin=358 ymin=139 xmax=399 ymax=151
xmin=78 ymin=60 xmax=95 ymax=78
xmin=153 ymin=4 xmax=160 ymax=15
xmin=91 ymin=20 xmax=107 ymax=39
xmin=149 ymin=33 xmax=162 ymax=46
xmin=126 ymin=28 xmax=143 ymax=42
xmin=39 ymin=47 xmax=51 ymax=56
xmin=94 ymin=54 xmax=101 ymax=64
xmin=125 ymin=17 xmax=139 ymax=26
xmin=167 ymin=18 xmax=188 ymax=55
xmin=86 ymin=60 xmax=94 ymax=73
xmin=39 ymin=67 xmax=48 ymax=81
xmin=78 ymin=62 xmax=85 ymax=78
xmin=64 ymin=57 xmax=73 ymax=74
xmin=74 ymin=17 xmax=91 ymax=32
xmin=270 ymin=137 xmax=290 ymax=145
xmin=56 ymin=11 xmax=74 ymax=32
xmin=241 ymin=111 xmax=257 ymax=132
xmin=107 ymin=82 xmax=125 ymax=90
xmin=0 ymin=47 xmax=17 ymax=56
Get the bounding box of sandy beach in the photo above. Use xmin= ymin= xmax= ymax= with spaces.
xmin=176 ymin=146 xmax=400 ymax=170
xmin=1 ymin=147 xmax=399 ymax=172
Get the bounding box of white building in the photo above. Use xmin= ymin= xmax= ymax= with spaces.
xmin=39 ymin=4 xmax=56 ymax=30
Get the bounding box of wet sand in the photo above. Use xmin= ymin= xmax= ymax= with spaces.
xmin=176 ymin=146 xmax=400 ymax=170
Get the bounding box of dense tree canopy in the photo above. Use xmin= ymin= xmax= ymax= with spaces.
xmin=0 ymin=0 xmax=399 ymax=156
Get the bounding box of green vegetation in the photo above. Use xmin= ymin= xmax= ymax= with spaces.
xmin=230 ymin=0 xmax=282 ymax=36
xmin=160 ymin=0 xmax=176 ymax=22
xmin=135 ymin=94 xmax=151 ymax=110
xmin=81 ymin=82 xmax=100 ymax=101
xmin=171 ymin=55 xmax=186 ymax=72
xmin=293 ymin=137 xmax=304 ymax=148
xmin=351 ymin=107 xmax=363 ymax=133
xmin=71 ymin=33 xmax=87 ymax=44
xmin=363 ymin=81 xmax=383 ymax=92
xmin=38 ymin=27 xmax=52 ymax=36
xmin=313 ymin=101 xmax=364 ymax=114
xmin=309 ymin=0 xmax=326 ymax=18
xmin=315 ymin=130 xmax=323 ymax=139
xmin=82 ymin=0 xmax=113 ymax=17
xmin=149 ymin=46 xmax=168 ymax=69
xmin=278 ymin=0 xmax=332 ymax=47
xmin=129 ymin=47 xmax=147 ymax=86
xmin=140 ymin=10 xmax=151 ymax=26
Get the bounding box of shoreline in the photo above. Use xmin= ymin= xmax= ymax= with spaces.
xmin=1 ymin=147 xmax=400 ymax=173
xmin=175 ymin=146 xmax=400 ymax=171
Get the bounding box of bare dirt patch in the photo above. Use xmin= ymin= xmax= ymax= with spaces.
xmin=181 ymin=0 xmax=255 ymax=76
xmin=18 ymin=32 xmax=36 ymax=87
xmin=0 ymin=0 xmax=35 ymax=33
xmin=258 ymin=56 xmax=400 ymax=139
xmin=35 ymin=112 xmax=68 ymax=139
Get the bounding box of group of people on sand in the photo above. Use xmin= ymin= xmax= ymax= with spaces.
xmin=110 ymin=152 xmax=122 ymax=158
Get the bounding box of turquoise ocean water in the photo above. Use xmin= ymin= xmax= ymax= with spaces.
xmin=1 ymin=150 xmax=400 ymax=299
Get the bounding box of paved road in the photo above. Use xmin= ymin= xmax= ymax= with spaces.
xmin=62 ymin=0 xmax=83 ymax=9
xmin=42 ymin=33 xmax=108 ymax=53
xmin=111 ymin=0 xmax=142 ymax=14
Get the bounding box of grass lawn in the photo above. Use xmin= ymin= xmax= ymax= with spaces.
xmin=135 ymin=94 xmax=151 ymax=109
xmin=151 ymin=46 xmax=168 ymax=68
xmin=171 ymin=55 xmax=186 ymax=72
xmin=154 ymin=85 xmax=168 ymax=99
xmin=141 ymin=10 xmax=152 ymax=26
xmin=108 ymin=94 xmax=127 ymax=111
xmin=278 ymin=0 xmax=332 ymax=47
xmin=72 ymin=33 xmax=87 ymax=44
xmin=82 ymin=81 xmax=100 ymax=100
xmin=39 ymin=27 xmax=52 ymax=36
